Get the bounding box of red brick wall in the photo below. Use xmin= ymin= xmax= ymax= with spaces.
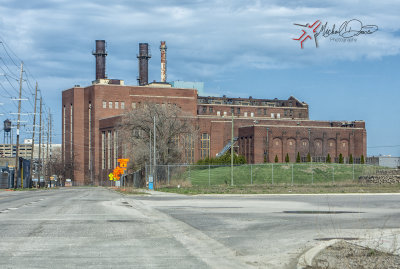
xmin=62 ymin=83 xmax=367 ymax=185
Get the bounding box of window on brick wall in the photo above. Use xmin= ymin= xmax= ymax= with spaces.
xmin=237 ymin=107 xmax=240 ymax=114
xmin=101 ymin=131 xmax=106 ymax=170
xmin=109 ymin=101 xmax=112 ymax=109
xmin=264 ymin=108 xmax=267 ymax=115
xmin=121 ymin=102 xmax=125 ymax=109
xmin=209 ymin=107 xmax=213 ymax=113
xmin=107 ymin=131 xmax=112 ymax=169
xmin=132 ymin=102 xmax=136 ymax=109
xmin=115 ymin=101 xmax=119 ymax=109
xmin=103 ymin=101 xmax=106 ymax=109
xmin=200 ymin=133 xmax=210 ymax=159
xmin=257 ymin=108 xmax=262 ymax=115
xmin=184 ymin=134 xmax=195 ymax=164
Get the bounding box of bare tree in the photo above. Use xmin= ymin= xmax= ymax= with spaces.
xmin=44 ymin=148 xmax=78 ymax=186
xmin=118 ymin=103 xmax=197 ymax=169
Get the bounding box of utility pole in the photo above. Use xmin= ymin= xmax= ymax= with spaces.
xmin=46 ymin=109 xmax=50 ymax=187
xmin=153 ymin=116 xmax=156 ymax=187
xmin=149 ymin=130 xmax=152 ymax=176
xmin=37 ymin=97 xmax=42 ymax=188
xmin=231 ymin=112 xmax=234 ymax=186
xmin=29 ymin=82 xmax=38 ymax=187
xmin=50 ymin=112 xmax=52 ymax=184
xmin=14 ymin=62 xmax=23 ymax=189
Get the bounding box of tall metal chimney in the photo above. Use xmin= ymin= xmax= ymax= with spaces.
xmin=160 ymin=41 xmax=167 ymax=82
xmin=137 ymin=43 xmax=151 ymax=86
xmin=92 ymin=40 xmax=107 ymax=80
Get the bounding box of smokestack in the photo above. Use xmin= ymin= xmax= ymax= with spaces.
xmin=92 ymin=40 xmax=107 ymax=80
xmin=137 ymin=43 xmax=151 ymax=86
xmin=160 ymin=41 xmax=167 ymax=82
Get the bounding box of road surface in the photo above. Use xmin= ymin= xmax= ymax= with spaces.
xmin=0 ymin=187 xmax=399 ymax=268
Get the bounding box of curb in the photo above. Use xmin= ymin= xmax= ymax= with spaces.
xmin=297 ymin=239 xmax=341 ymax=269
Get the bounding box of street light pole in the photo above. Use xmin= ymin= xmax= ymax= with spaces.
xmin=153 ymin=116 xmax=156 ymax=187
xmin=231 ymin=112 xmax=234 ymax=186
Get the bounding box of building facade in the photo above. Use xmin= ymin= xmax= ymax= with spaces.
xmin=61 ymin=40 xmax=366 ymax=185
xmin=62 ymin=82 xmax=366 ymax=185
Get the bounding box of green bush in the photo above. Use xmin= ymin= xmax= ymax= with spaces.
xmin=196 ymin=151 xmax=246 ymax=165
xmin=296 ymin=152 xmax=301 ymax=163
xmin=349 ymin=154 xmax=353 ymax=164
xmin=307 ymin=153 xmax=311 ymax=162
xmin=285 ymin=153 xmax=290 ymax=163
xmin=275 ymin=155 xmax=279 ymax=163
xmin=338 ymin=153 xmax=344 ymax=164
xmin=326 ymin=154 xmax=331 ymax=163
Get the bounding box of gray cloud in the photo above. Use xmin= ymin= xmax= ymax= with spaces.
xmin=0 ymin=0 xmax=399 ymax=149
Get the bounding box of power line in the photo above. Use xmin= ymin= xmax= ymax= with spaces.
xmin=368 ymin=145 xmax=400 ymax=149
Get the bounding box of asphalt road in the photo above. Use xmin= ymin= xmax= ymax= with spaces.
xmin=0 ymin=188 xmax=399 ymax=268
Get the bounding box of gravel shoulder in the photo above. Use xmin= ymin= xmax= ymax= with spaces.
xmin=310 ymin=240 xmax=400 ymax=269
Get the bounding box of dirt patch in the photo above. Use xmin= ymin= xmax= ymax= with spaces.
xmin=310 ymin=241 xmax=400 ymax=269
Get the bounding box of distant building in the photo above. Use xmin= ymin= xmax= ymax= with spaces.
xmin=0 ymin=143 xmax=61 ymax=160
xmin=368 ymin=156 xmax=400 ymax=168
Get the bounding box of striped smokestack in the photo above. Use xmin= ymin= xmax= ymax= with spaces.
xmin=160 ymin=41 xmax=167 ymax=82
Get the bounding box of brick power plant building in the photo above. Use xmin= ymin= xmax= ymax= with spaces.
xmin=62 ymin=40 xmax=367 ymax=185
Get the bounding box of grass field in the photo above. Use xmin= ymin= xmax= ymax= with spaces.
xmin=154 ymin=163 xmax=384 ymax=187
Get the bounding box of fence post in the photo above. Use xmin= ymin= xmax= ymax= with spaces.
xmin=352 ymin=163 xmax=355 ymax=181
xmin=311 ymin=163 xmax=314 ymax=184
xmin=332 ymin=165 xmax=335 ymax=183
xmin=167 ymin=164 xmax=170 ymax=185
xmin=291 ymin=163 xmax=294 ymax=185
xmin=188 ymin=165 xmax=191 ymax=183
xmin=250 ymin=164 xmax=253 ymax=185
xmin=271 ymin=163 xmax=274 ymax=184
xmin=208 ymin=164 xmax=211 ymax=187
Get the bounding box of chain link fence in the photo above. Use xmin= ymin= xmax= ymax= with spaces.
xmin=145 ymin=163 xmax=388 ymax=188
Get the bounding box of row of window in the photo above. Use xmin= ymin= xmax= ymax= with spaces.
xmin=102 ymin=101 xmax=125 ymax=109
xmin=131 ymin=102 xmax=180 ymax=110
xmin=200 ymin=106 xmax=304 ymax=119
xmin=214 ymin=110 xmax=282 ymax=119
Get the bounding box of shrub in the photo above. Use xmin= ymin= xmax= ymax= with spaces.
xmin=307 ymin=152 xmax=311 ymax=162
xmin=296 ymin=152 xmax=301 ymax=163
xmin=275 ymin=155 xmax=279 ymax=163
xmin=339 ymin=153 xmax=344 ymax=164
xmin=285 ymin=153 xmax=290 ymax=163
xmin=326 ymin=153 xmax=331 ymax=163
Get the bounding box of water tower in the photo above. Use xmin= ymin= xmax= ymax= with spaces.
xmin=3 ymin=119 xmax=11 ymax=144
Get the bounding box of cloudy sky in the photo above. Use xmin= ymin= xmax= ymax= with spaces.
xmin=0 ymin=0 xmax=399 ymax=156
